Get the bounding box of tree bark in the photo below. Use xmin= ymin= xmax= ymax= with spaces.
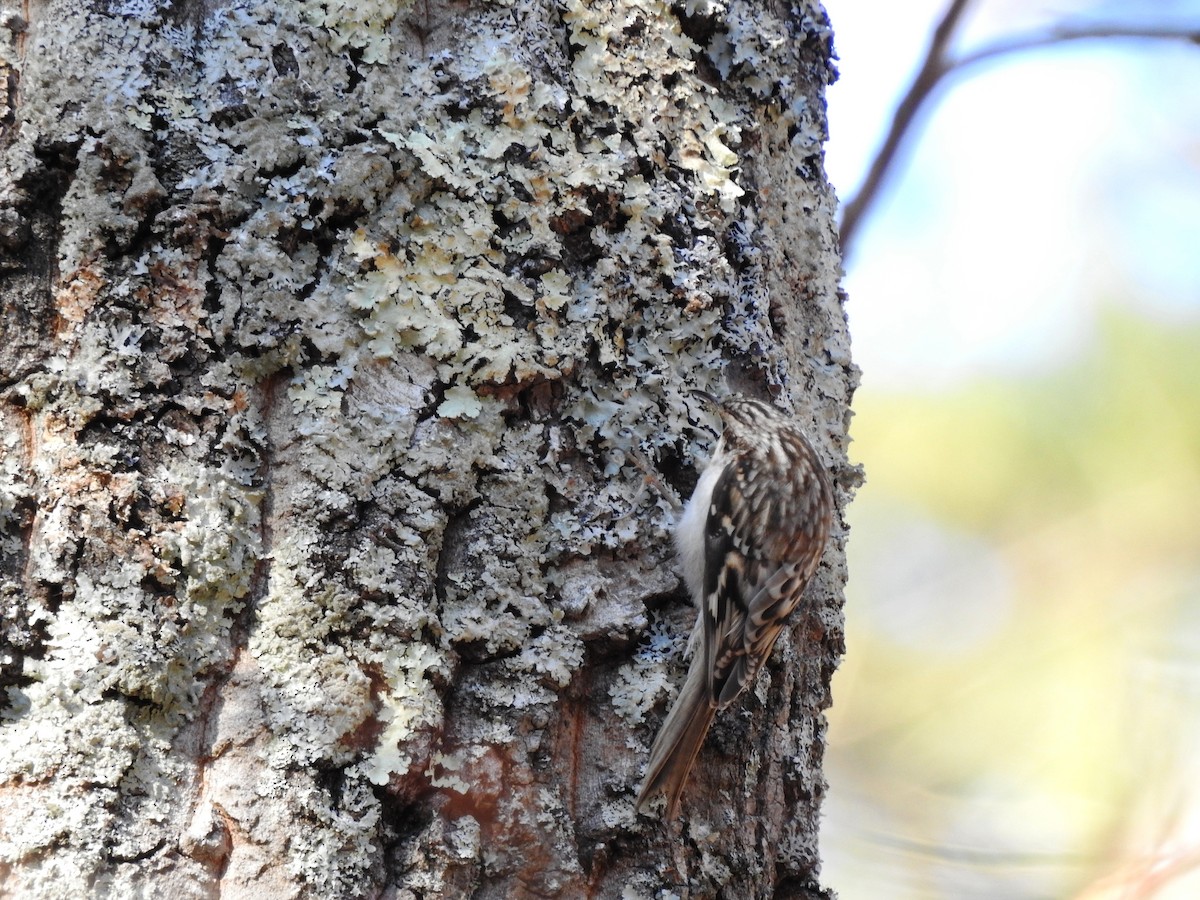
xmin=0 ymin=1 xmax=854 ymax=897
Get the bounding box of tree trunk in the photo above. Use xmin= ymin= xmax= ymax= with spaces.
xmin=0 ymin=1 xmax=854 ymax=897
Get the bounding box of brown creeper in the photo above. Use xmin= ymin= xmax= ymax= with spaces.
xmin=635 ymin=392 xmax=834 ymax=819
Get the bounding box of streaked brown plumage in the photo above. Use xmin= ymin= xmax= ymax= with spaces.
xmin=636 ymin=392 xmax=833 ymax=819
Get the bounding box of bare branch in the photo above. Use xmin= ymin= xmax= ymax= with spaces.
xmin=954 ymin=23 xmax=1200 ymax=70
xmin=837 ymin=0 xmax=976 ymax=260
xmin=837 ymin=11 xmax=1200 ymax=262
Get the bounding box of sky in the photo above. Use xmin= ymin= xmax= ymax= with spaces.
xmin=824 ymin=0 xmax=1200 ymax=389
xmin=818 ymin=2 xmax=1200 ymax=897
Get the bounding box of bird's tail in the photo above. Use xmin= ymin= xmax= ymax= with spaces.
xmin=635 ymin=659 xmax=716 ymax=819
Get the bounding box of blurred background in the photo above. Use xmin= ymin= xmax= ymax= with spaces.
xmin=819 ymin=1 xmax=1200 ymax=898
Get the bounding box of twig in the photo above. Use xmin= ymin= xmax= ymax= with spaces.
xmin=837 ymin=0 xmax=975 ymax=261
xmin=837 ymin=7 xmax=1200 ymax=262
xmin=954 ymin=23 xmax=1200 ymax=69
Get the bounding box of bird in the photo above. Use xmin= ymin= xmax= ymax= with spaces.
xmin=635 ymin=391 xmax=834 ymax=819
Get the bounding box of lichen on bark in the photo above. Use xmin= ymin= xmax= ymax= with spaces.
xmin=0 ymin=0 xmax=854 ymax=897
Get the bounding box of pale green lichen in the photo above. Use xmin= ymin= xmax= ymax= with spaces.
xmin=511 ymin=625 xmax=586 ymax=690
xmin=610 ymin=619 xmax=687 ymax=728
xmin=299 ymin=0 xmax=405 ymax=64
xmin=436 ymin=384 xmax=484 ymax=419
xmin=2 ymin=0 xmax=843 ymax=892
xmin=424 ymin=749 xmax=474 ymax=794
xmin=362 ymin=641 xmax=449 ymax=785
